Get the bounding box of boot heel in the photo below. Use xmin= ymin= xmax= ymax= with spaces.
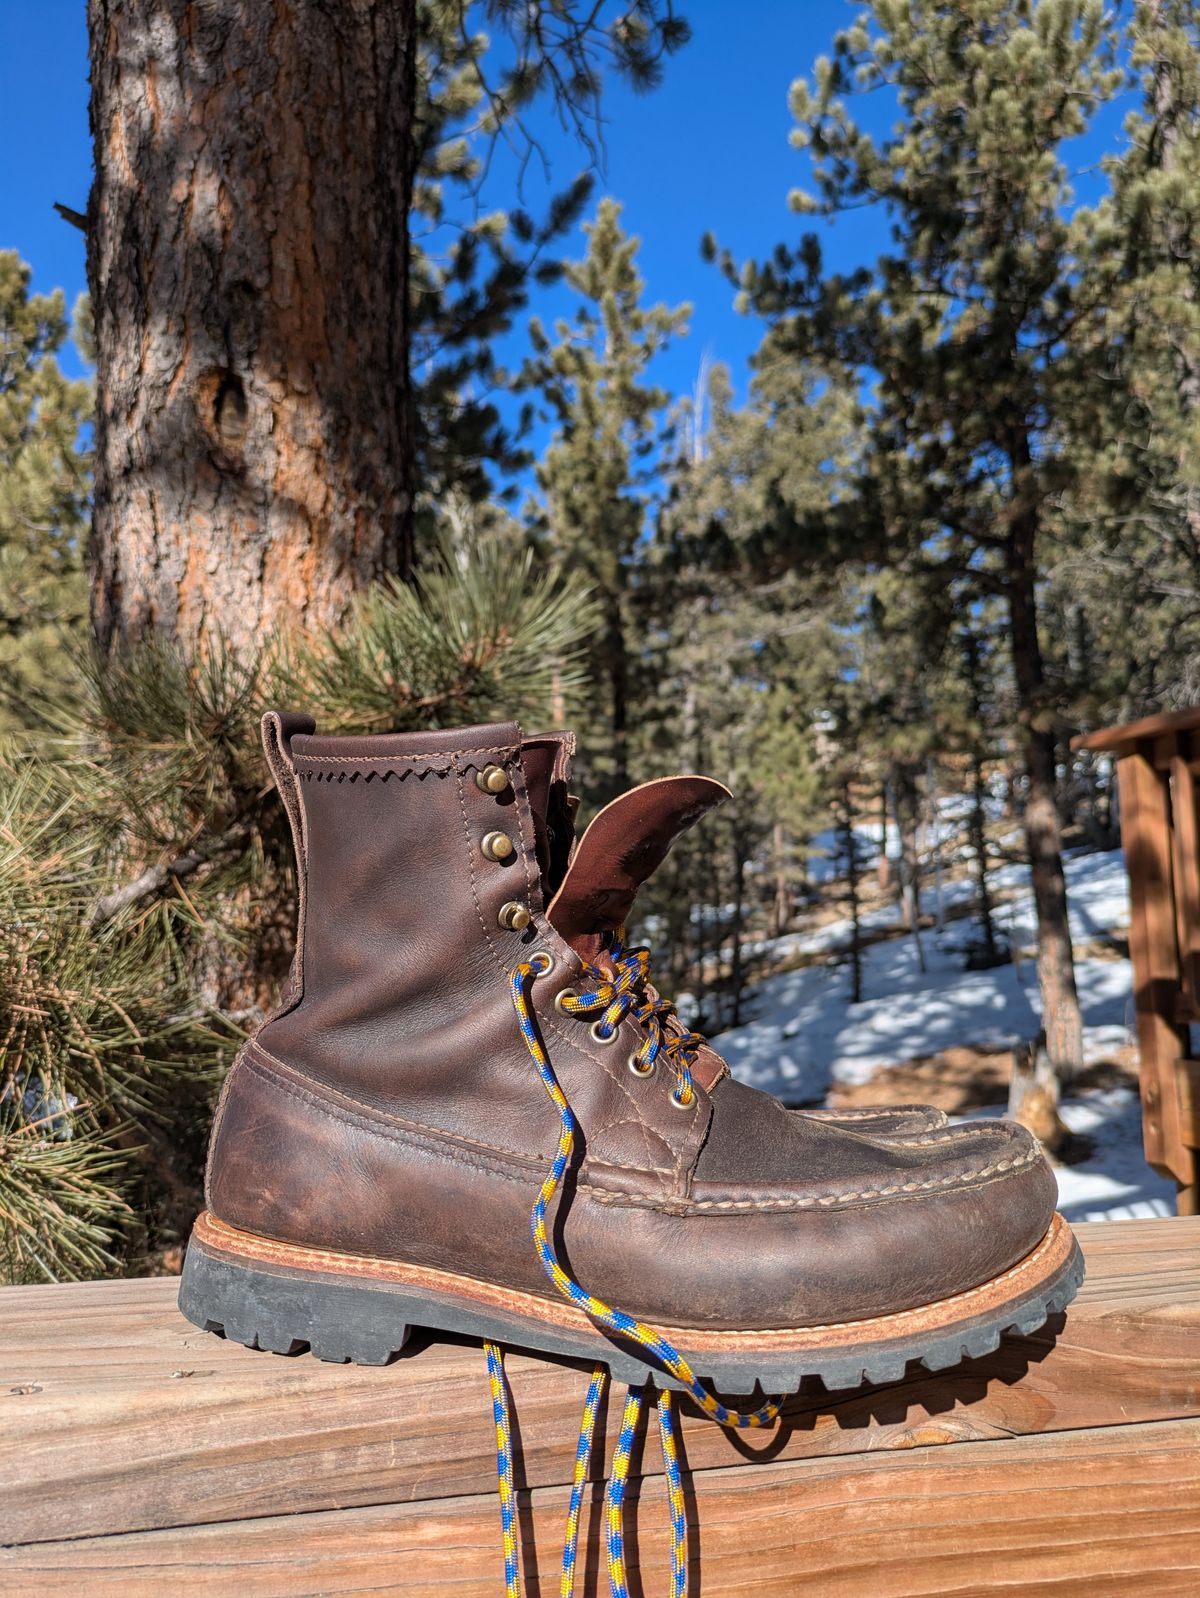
xmin=179 ymin=1235 xmax=412 ymax=1366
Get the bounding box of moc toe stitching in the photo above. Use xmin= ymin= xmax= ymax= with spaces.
xmin=590 ymin=1142 xmax=1044 ymax=1211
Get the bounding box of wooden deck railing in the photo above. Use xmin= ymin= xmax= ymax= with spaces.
xmin=2 ymin=1217 xmax=1199 ymax=1594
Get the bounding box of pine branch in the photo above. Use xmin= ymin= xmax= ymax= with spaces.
xmin=52 ymin=202 xmax=88 ymax=233
xmin=90 ymin=822 xmax=253 ymax=928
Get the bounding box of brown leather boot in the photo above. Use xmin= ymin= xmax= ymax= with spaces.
xmin=181 ymin=715 xmax=1082 ymax=1394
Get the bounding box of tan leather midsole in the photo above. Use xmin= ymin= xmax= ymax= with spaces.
xmin=191 ymin=1210 xmax=1075 ymax=1352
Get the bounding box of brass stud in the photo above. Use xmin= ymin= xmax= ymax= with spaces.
xmin=498 ymin=901 xmax=531 ymax=931
xmin=477 ymin=764 xmax=510 ymax=795
xmin=480 ymin=830 xmax=515 ymax=862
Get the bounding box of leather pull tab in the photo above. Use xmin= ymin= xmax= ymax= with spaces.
xmin=261 ymin=710 xmax=317 ymax=785
xmin=261 ymin=711 xmax=316 ymax=1015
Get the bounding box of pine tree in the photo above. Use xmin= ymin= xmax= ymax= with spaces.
xmin=644 ymin=358 xmax=853 ymax=1020
xmin=717 ymin=0 xmax=1126 ymax=1082
xmin=409 ymin=4 xmax=595 ymax=538
xmin=8 ymin=530 xmax=596 ymax=1280
xmin=83 ymin=0 xmax=689 ymax=659
xmin=0 ymin=753 xmax=226 ymax=1283
xmin=0 ymin=254 xmax=92 ymax=731
xmin=521 ymin=199 xmax=689 ymax=798
xmin=1060 ymin=0 xmax=1200 ymax=719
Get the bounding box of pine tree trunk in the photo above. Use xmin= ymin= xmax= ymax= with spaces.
xmin=1149 ymin=2 xmax=1200 ymax=551
xmin=969 ymin=746 xmax=1000 ymax=964
xmin=1008 ymin=519 xmax=1084 ymax=1079
xmin=771 ymin=820 xmax=790 ymax=939
xmin=877 ymin=778 xmax=891 ymax=890
xmin=729 ymin=828 xmax=745 ymax=1029
xmin=839 ymin=783 xmax=864 ymax=1006
xmin=86 ymin=0 xmax=417 ymax=657
xmin=891 ymin=765 xmax=926 ymax=971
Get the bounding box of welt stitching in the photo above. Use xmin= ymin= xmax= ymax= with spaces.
xmin=643 ymin=1224 xmax=1063 ymax=1337
xmin=588 ymin=1146 xmax=1041 ymax=1212
xmin=805 ymin=1107 xmax=942 ymax=1122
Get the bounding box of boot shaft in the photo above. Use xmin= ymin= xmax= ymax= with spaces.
xmin=259 ymin=716 xmax=558 ymax=1137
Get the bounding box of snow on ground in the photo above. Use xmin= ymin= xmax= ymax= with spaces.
xmin=964 ymin=1093 xmax=1176 ymax=1223
xmin=711 ymin=846 xmax=1173 ymax=1223
xmin=773 ymin=844 xmax=1129 ymax=962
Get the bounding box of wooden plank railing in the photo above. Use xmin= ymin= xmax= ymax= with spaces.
xmin=2 ymin=1217 xmax=1199 ymax=1595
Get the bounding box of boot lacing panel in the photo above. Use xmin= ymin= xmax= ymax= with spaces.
xmin=556 ymin=930 xmax=701 ymax=1108
xmin=481 ymin=935 xmax=783 ymax=1598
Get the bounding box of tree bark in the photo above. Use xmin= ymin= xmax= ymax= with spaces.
xmin=1008 ymin=513 xmax=1085 ymax=1078
xmin=969 ymin=745 xmax=1000 ymax=964
xmin=891 ymin=764 xmax=926 ymax=971
xmin=838 ymin=781 xmax=864 ymax=1006
xmin=86 ymin=0 xmax=417 ymax=657
xmin=771 ymin=819 xmax=790 ymax=939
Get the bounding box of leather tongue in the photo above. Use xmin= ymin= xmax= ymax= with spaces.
xmin=546 ymin=776 xmax=731 ymax=958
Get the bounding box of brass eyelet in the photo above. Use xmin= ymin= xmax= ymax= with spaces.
xmin=628 ymin=1052 xmax=656 ymax=1078
xmin=670 ymin=1085 xmax=696 ymax=1111
xmin=589 ymin=1019 xmax=619 ymax=1047
xmin=529 ymin=950 xmax=554 ymax=976
xmin=554 ymin=987 xmax=580 ymax=1016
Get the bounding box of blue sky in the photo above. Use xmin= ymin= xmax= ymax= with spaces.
xmin=2 ymin=2 xmax=1133 ymax=407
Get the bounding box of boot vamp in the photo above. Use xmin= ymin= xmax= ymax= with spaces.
xmin=696 ymin=1078 xmax=1003 ymax=1187
xmin=564 ymin=1077 xmax=1057 ymax=1331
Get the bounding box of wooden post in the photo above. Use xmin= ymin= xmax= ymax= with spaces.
xmin=1074 ymin=707 xmax=1200 ymax=1213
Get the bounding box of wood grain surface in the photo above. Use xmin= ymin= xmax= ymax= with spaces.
xmin=6 ymin=1418 xmax=1199 ymax=1596
xmin=2 ymin=1217 xmax=1198 ymax=1593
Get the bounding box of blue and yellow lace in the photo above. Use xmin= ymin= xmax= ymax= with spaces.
xmin=483 ymin=931 xmax=782 ymax=1597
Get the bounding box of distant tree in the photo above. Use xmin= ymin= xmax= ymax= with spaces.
xmin=0 ymin=255 xmax=91 ymax=729
xmin=521 ymin=199 xmax=689 ymax=797
xmin=645 ymin=358 xmax=852 ymax=1016
xmin=716 ymin=0 xmax=1125 ymax=1082
xmin=954 ymin=610 xmax=1008 ymax=966
xmin=408 ymin=4 xmax=595 ymax=540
